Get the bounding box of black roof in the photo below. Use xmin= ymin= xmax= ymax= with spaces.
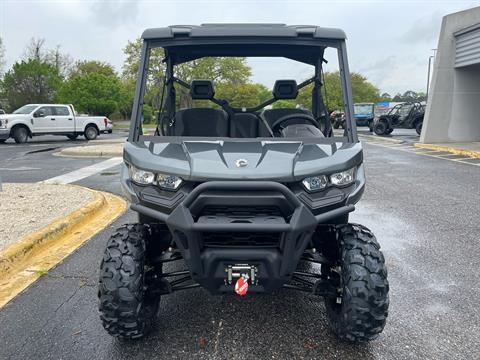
xmin=141 ymin=24 xmax=346 ymax=65
xmin=142 ymin=24 xmax=346 ymax=41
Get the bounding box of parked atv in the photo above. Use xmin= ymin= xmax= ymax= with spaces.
xmin=330 ymin=110 xmax=345 ymax=129
xmin=373 ymin=102 xmax=425 ymax=136
xmin=98 ymin=24 xmax=389 ymax=343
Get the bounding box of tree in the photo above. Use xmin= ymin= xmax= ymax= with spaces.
xmin=121 ymin=38 xmax=252 ymax=109
xmin=296 ymin=71 xmax=380 ymax=111
xmin=215 ymin=83 xmax=266 ymax=108
xmin=58 ymin=61 xmax=121 ymax=116
xmin=255 ymin=83 xmax=272 ymax=103
xmin=1 ymin=59 xmax=62 ymax=110
xmin=70 ymin=60 xmax=116 ymax=78
xmin=24 ymin=38 xmax=46 ymax=62
xmin=117 ymin=78 xmax=136 ymax=120
xmin=46 ymin=45 xmax=73 ymax=77
xmin=23 ymin=38 xmax=72 ymax=77
xmin=380 ymin=92 xmax=392 ymax=101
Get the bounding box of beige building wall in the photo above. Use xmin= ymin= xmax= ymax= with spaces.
xmin=421 ymin=6 xmax=480 ymax=143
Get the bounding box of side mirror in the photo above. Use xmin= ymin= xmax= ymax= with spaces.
xmin=34 ymin=111 xmax=45 ymax=118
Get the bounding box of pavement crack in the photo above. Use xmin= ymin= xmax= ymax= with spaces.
xmin=54 ymin=286 xmax=80 ymax=314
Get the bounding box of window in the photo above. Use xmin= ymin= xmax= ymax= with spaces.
xmin=54 ymin=106 xmax=70 ymax=116
xmin=34 ymin=107 xmax=54 ymax=117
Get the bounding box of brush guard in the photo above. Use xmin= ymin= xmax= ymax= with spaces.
xmin=164 ymin=181 xmax=319 ymax=293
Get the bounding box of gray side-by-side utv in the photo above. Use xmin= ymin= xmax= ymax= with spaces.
xmin=98 ymin=24 xmax=389 ymax=343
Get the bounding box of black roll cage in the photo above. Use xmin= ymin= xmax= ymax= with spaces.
xmin=129 ymin=38 xmax=357 ymax=143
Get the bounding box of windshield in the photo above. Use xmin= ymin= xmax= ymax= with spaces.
xmin=13 ymin=105 xmax=38 ymax=114
xmin=354 ymin=104 xmax=374 ymax=115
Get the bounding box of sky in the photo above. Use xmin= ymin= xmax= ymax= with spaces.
xmin=1 ymin=0 xmax=480 ymax=95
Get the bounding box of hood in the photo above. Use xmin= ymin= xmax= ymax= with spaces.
xmin=0 ymin=114 xmax=30 ymax=122
xmin=124 ymin=139 xmax=363 ymax=182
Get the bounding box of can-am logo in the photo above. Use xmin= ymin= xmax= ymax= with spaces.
xmin=235 ymin=159 xmax=248 ymax=168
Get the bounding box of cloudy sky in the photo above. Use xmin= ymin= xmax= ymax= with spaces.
xmin=1 ymin=0 xmax=479 ymax=95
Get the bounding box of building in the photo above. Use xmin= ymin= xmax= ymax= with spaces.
xmin=421 ymin=6 xmax=480 ymax=143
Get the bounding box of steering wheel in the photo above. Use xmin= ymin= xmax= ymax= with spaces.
xmin=270 ymin=113 xmax=319 ymax=136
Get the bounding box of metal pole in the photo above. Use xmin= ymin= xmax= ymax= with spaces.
xmin=426 ymin=49 xmax=437 ymax=102
xmin=426 ymin=56 xmax=433 ymax=101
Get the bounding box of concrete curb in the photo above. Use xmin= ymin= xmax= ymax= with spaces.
xmin=414 ymin=143 xmax=480 ymax=158
xmin=0 ymin=186 xmax=103 ymax=273
xmin=56 ymin=143 xmax=123 ymax=157
xmin=0 ymin=186 xmax=127 ymax=308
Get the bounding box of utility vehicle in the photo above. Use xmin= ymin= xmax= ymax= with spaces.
xmin=333 ymin=103 xmax=375 ymax=132
xmin=353 ymin=102 xmax=375 ymax=132
xmin=0 ymin=104 xmax=112 ymax=143
xmin=98 ymin=24 xmax=389 ymax=343
xmin=373 ymin=101 xmax=425 ymax=136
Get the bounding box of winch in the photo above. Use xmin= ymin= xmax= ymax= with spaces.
xmin=225 ymin=264 xmax=258 ymax=286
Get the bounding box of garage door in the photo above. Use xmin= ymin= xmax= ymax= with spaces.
xmin=455 ymin=24 xmax=480 ymax=68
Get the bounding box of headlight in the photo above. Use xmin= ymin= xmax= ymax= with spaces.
xmin=330 ymin=167 xmax=356 ymax=186
xmin=129 ymin=165 xmax=155 ymax=185
xmin=157 ymin=173 xmax=183 ymax=190
xmin=302 ymin=175 xmax=328 ymax=191
xmin=302 ymin=167 xmax=356 ymax=192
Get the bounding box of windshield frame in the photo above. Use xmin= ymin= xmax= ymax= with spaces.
xmin=129 ymin=37 xmax=357 ymax=144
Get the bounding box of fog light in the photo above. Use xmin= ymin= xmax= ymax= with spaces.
xmin=302 ymin=175 xmax=328 ymax=192
xmin=330 ymin=167 xmax=356 ymax=186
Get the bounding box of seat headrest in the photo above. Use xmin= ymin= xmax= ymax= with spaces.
xmin=273 ymin=80 xmax=298 ymax=100
xmin=190 ymin=80 xmax=215 ymax=100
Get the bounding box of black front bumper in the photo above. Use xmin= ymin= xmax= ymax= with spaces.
xmin=0 ymin=129 xmax=9 ymax=140
xmin=131 ymin=181 xmax=354 ymax=294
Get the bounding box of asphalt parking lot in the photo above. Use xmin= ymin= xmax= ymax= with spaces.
xmin=0 ymin=129 xmax=479 ymax=359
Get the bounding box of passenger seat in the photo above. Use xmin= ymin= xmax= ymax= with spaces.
xmin=173 ymin=108 xmax=229 ymax=137
xmin=230 ymin=113 xmax=259 ymax=138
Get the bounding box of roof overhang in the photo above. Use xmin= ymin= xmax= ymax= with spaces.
xmin=141 ymin=24 xmax=346 ymax=65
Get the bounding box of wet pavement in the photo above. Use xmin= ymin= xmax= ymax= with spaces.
xmin=0 ymin=132 xmax=479 ymax=359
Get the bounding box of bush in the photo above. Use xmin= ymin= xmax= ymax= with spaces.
xmin=142 ymin=104 xmax=154 ymax=124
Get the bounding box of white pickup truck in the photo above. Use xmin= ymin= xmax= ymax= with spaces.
xmin=0 ymin=104 xmax=113 ymax=143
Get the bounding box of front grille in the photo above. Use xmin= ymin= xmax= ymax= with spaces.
xmin=202 ymin=232 xmax=281 ymax=247
xmin=200 ymin=205 xmax=282 ymax=218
